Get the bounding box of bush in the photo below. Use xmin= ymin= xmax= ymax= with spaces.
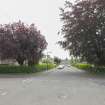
xmin=54 ymin=57 xmax=61 ymax=64
xmin=72 ymin=63 xmax=105 ymax=74
xmin=72 ymin=63 xmax=92 ymax=70
xmin=0 ymin=63 xmax=56 ymax=74
xmin=0 ymin=65 xmax=35 ymax=74
xmin=90 ymin=66 xmax=105 ymax=73
xmin=70 ymin=58 xmax=81 ymax=65
xmin=35 ymin=63 xmax=56 ymax=72
xmin=41 ymin=59 xmax=53 ymax=64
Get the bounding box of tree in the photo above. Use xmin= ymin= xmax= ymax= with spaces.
xmin=0 ymin=21 xmax=47 ymax=66
xmin=54 ymin=57 xmax=61 ymax=64
xmin=59 ymin=0 xmax=105 ymax=66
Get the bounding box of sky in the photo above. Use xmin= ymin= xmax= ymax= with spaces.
xmin=0 ymin=0 xmax=71 ymax=59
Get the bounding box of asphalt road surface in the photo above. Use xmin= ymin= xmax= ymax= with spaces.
xmin=0 ymin=66 xmax=105 ymax=105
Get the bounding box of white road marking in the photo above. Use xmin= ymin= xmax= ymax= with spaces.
xmin=1 ymin=92 xmax=8 ymax=96
xmin=0 ymin=88 xmax=8 ymax=96
xmin=22 ymin=78 xmax=33 ymax=83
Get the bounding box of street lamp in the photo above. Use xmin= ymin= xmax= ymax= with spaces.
xmin=46 ymin=51 xmax=52 ymax=70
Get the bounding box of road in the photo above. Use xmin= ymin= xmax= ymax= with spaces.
xmin=0 ymin=66 xmax=105 ymax=105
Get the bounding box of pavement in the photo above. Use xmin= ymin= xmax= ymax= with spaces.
xmin=0 ymin=66 xmax=105 ymax=105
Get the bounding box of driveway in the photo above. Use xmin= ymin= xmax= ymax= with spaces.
xmin=0 ymin=66 xmax=105 ymax=105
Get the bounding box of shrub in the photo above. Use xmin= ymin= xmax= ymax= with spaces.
xmin=0 ymin=63 xmax=56 ymax=74
xmin=0 ymin=65 xmax=35 ymax=74
xmin=41 ymin=59 xmax=53 ymax=64
xmin=72 ymin=63 xmax=105 ymax=74
xmin=35 ymin=63 xmax=56 ymax=72
xmin=73 ymin=63 xmax=92 ymax=70
xmin=54 ymin=57 xmax=61 ymax=64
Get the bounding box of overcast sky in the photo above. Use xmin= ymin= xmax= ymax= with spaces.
xmin=0 ymin=0 xmax=71 ymax=59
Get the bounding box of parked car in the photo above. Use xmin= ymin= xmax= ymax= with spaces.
xmin=68 ymin=65 xmax=71 ymax=67
xmin=57 ymin=65 xmax=65 ymax=69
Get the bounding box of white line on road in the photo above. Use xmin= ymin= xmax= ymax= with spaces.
xmin=0 ymin=88 xmax=8 ymax=96
xmin=1 ymin=92 xmax=8 ymax=96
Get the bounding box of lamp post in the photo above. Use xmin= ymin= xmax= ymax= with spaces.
xmin=46 ymin=51 xmax=52 ymax=70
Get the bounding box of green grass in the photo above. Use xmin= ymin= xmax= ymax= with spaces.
xmin=0 ymin=63 xmax=56 ymax=74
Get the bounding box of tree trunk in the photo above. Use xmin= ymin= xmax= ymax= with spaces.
xmin=28 ymin=59 xmax=39 ymax=66
xmin=28 ymin=60 xmax=35 ymax=66
xmin=16 ymin=58 xmax=24 ymax=65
